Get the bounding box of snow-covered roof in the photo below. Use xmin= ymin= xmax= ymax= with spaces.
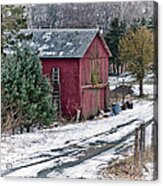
xmin=21 ymin=28 xmax=100 ymax=58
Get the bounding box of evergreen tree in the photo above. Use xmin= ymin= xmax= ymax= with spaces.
xmin=119 ymin=27 xmax=153 ymax=97
xmin=104 ymin=18 xmax=126 ymax=75
xmin=1 ymin=5 xmax=27 ymax=54
xmin=1 ymin=46 xmax=55 ymax=132
xmin=1 ymin=5 xmax=55 ymax=133
xmin=130 ymin=17 xmax=154 ymax=32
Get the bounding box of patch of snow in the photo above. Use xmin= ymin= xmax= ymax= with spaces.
xmin=69 ymin=48 xmax=75 ymax=54
xmin=18 ymin=42 xmax=22 ymax=47
xmin=66 ymin=42 xmax=73 ymax=46
xmin=142 ymin=163 xmax=154 ymax=181
xmin=46 ymin=32 xmax=52 ymax=35
xmin=3 ymin=48 xmax=14 ymax=55
xmin=108 ymin=74 xmax=136 ymax=88
xmin=24 ymin=32 xmax=32 ymax=37
xmin=132 ymin=84 xmax=154 ymax=97
xmin=59 ymin=51 xmax=64 ymax=56
xmin=40 ymin=51 xmax=57 ymax=56
xmin=42 ymin=33 xmax=52 ymax=42
xmin=30 ymin=41 xmax=35 ymax=47
xmin=6 ymin=160 xmax=57 ymax=177
xmin=109 ymin=73 xmax=155 ymax=93
xmin=1 ymin=100 xmax=154 ymax=178
xmin=38 ymin=44 xmax=49 ymax=51
xmin=143 ymin=73 xmax=155 ymax=83
xmin=145 ymin=123 xmax=153 ymax=146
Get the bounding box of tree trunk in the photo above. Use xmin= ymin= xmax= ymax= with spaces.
xmin=12 ymin=128 xmax=15 ymax=135
xmin=139 ymin=79 xmax=143 ymax=97
xmin=121 ymin=64 xmax=124 ymax=74
xmin=20 ymin=126 xmax=24 ymax=134
xmin=113 ymin=63 xmax=116 ymax=74
xmin=26 ymin=125 xmax=30 ymax=133
xmin=116 ymin=65 xmax=119 ymax=76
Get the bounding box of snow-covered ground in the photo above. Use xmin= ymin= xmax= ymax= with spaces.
xmin=132 ymin=84 xmax=154 ymax=97
xmin=108 ymin=74 xmax=135 ymax=86
xmin=141 ymin=163 xmax=154 ymax=181
xmin=108 ymin=72 xmax=155 ymax=86
xmin=1 ymin=72 xmax=156 ymax=179
xmin=109 ymin=73 xmax=155 ymax=98
xmin=1 ymin=100 xmax=154 ymax=179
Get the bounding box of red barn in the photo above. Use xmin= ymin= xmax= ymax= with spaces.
xmin=27 ymin=29 xmax=111 ymax=119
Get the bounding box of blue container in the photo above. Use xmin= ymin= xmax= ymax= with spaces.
xmin=112 ymin=103 xmax=121 ymax=115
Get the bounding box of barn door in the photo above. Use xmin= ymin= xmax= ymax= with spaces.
xmin=52 ymin=67 xmax=61 ymax=112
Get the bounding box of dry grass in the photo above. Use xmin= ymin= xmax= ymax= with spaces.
xmin=143 ymin=146 xmax=154 ymax=163
xmin=100 ymin=146 xmax=154 ymax=180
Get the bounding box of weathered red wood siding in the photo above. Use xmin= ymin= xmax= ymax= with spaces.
xmin=80 ymin=35 xmax=109 ymax=119
xmin=41 ymin=34 xmax=109 ymax=120
xmin=82 ymin=88 xmax=106 ymax=118
xmin=41 ymin=58 xmax=80 ymax=118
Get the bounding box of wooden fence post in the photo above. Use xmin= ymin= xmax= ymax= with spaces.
xmin=152 ymin=122 xmax=158 ymax=180
xmin=76 ymin=109 xmax=81 ymax=123
xmin=140 ymin=123 xmax=146 ymax=160
xmin=134 ymin=126 xmax=142 ymax=176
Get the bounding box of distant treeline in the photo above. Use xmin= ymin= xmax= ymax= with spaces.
xmin=27 ymin=1 xmax=153 ymax=32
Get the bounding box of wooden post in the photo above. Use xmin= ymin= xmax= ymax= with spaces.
xmin=134 ymin=127 xmax=142 ymax=176
xmin=76 ymin=109 xmax=81 ymax=123
xmin=122 ymin=79 xmax=125 ymax=103
xmin=140 ymin=123 xmax=146 ymax=161
xmin=141 ymin=123 xmax=146 ymax=152
xmin=104 ymin=86 xmax=108 ymax=110
xmin=152 ymin=122 xmax=158 ymax=180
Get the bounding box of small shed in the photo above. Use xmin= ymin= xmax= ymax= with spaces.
xmin=24 ymin=29 xmax=111 ymax=119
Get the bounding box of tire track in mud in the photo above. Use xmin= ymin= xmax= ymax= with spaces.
xmin=2 ymin=118 xmax=153 ymax=177
xmin=37 ymin=118 xmax=153 ymax=177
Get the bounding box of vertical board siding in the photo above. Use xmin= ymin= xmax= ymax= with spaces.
xmin=42 ymin=58 xmax=80 ymax=118
xmin=80 ymin=35 xmax=109 ymax=86
xmin=80 ymin=34 xmax=109 ymax=119
xmin=82 ymin=88 xmax=106 ymax=119
xmin=41 ymin=34 xmax=109 ymax=120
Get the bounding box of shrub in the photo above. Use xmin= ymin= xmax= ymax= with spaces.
xmin=1 ymin=46 xmax=55 ymax=132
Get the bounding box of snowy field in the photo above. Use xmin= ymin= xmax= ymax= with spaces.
xmin=1 ymin=72 xmax=156 ymax=179
xmin=108 ymin=73 xmax=155 ymax=98
xmin=108 ymin=72 xmax=155 ymax=86
xmin=1 ymin=100 xmax=154 ymax=179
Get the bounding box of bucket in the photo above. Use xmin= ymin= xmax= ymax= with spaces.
xmin=126 ymin=101 xmax=133 ymax=109
xmin=112 ymin=103 xmax=121 ymax=115
xmin=128 ymin=102 xmax=133 ymax=109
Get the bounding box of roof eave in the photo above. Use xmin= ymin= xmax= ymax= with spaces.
xmin=98 ymin=32 xmax=112 ymax=57
xmin=81 ymin=30 xmax=112 ymax=58
xmin=79 ymin=29 xmax=99 ymax=58
xmin=39 ymin=56 xmax=82 ymax=59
